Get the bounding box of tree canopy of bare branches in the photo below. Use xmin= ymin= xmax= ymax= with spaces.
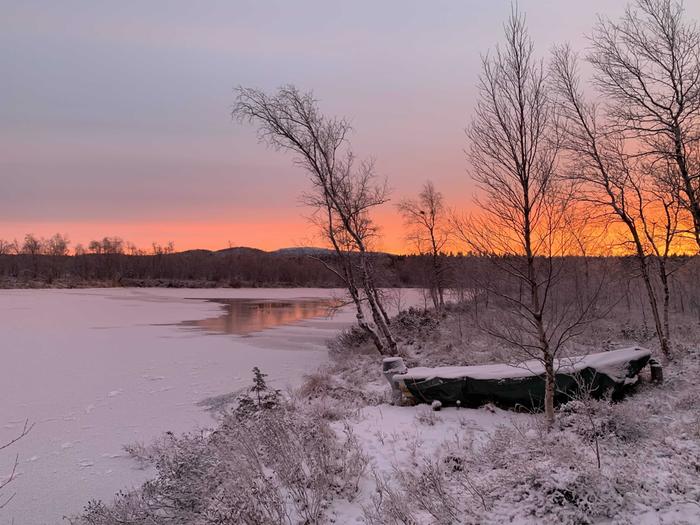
xmin=589 ymin=0 xmax=700 ymax=251
xmin=549 ymin=1 xmax=698 ymax=359
xmin=397 ymin=181 xmax=450 ymax=309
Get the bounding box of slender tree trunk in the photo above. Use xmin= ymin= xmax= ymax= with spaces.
xmin=323 ymin=207 xmax=390 ymax=355
xmin=349 ymin=282 xmax=385 ymax=354
xmin=672 ymin=126 xmax=700 ymax=251
xmin=525 ymin=204 xmax=557 ymax=428
xmin=360 ymin=254 xmax=398 ymax=356
xmin=364 ymin=289 xmax=397 ymax=355
xmin=432 ymin=249 xmax=444 ymax=310
xmin=608 ymin=192 xmax=672 ymax=359
xmin=638 ymin=255 xmax=671 ymax=359
xmin=543 ymin=354 xmax=556 ymax=428
xmin=658 ymin=258 xmax=671 ymax=344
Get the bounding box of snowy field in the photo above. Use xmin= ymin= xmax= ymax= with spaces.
xmin=0 ymin=288 xmax=378 ymax=525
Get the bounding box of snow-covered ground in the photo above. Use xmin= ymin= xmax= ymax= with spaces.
xmin=327 ymin=403 xmax=525 ymax=523
xmin=0 ymin=288 xmax=372 ymax=525
xmin=6 ymin=289 xmax=697 ymax=524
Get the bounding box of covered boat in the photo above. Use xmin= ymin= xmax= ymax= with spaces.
xmin=387 ymin=347 xmax=653 ymax=409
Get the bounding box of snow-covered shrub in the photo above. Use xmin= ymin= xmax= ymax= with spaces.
xmin=328 ymin=325 xmax=372 ymax=354
xmin=365 ymin=418 xmax=646 ymax=525
xmin=674 ymin=390 xmax=697 ymax=411
xmin=305 ymin=394 xmax=355 ymax=421
xmin=415 ymin=405 xmax=440 ymax=426
xmin=396 ymin=461 xmax=460 ymax=523
xmin=363 ymin=470 xmax=420 ymax=525
xmin=364 ymin=454 xmax=488 ymax=524
xmin=558 ymin=398 xmax=650 ymax=444
xmin=70 ymin=372 xmax=367 ymax=525
xmin=297 ymin=366 xmax=385 ymax=412
xmin=619 ymin=323 xmax=654 ymax=343
xmin=498 ymin=460 xmax=624 ymax=524
xmin=474 ymin=421 xmax=645 ymax=523
xmin=394 ymin=307 xmax=440 ymax=342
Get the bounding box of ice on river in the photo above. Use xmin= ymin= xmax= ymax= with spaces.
xmin=0 ymin=288 xmax=367 ymax=525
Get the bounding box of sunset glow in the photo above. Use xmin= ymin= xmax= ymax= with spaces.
xmin=3 ymin=1 xmax=700 ymax=254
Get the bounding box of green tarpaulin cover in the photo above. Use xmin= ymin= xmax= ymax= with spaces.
xmin=395 ymin=347 xmax=652 ymax=408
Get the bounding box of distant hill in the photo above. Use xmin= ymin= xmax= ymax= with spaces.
xmin=214 ymin=246 xmax=267 ymax=256
xmin=270 ymin=247 xmax=336 ymax=256
xmin=204 ymin=246 xmax=338 ymax=257
xmin=210 ymin=246 xmax=387 ymax=257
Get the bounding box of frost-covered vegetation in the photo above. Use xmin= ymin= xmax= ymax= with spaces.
xmin=361 ymin=350 xmax=700 ymax=524
xmin=69 ymin=369 xmax=368 ymax=525
xmin=68 ymin=283 xmax=700 ymax=524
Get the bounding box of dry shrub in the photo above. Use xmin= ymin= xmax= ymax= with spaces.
xmin=298 ymin=367 xmax=385 ymax=413
xmin=327 ymin=326 xmax=374 ymax=355
xmin=558 ymin=398 xmax=650 ymax=444
xmin=414 ymin=405 xmax=440 ymax=426
xmin=70 ymin=377 xmax=367 ymax=525
xmin=393 ymin=307 xmax=440 ymax=343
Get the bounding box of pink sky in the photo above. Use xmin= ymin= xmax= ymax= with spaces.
xmin=3 ymin=1 xmax=699 ymax=253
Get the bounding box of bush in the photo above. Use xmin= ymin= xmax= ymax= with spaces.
xmin=558 ymin=398 xmax=649 ymax=444
xmin=328 ymin=325 xmax=372 ymax=354
xmin=70 ymin=371 xmax=367 ymax=525
xmin=414 ymin=405 xmax=440 ymax=426
xmin=394 ymin=307 xmax=440 ymax=341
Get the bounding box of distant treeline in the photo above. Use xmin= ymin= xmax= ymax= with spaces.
xmin=0 ymin=242 xmax=455 ymax=288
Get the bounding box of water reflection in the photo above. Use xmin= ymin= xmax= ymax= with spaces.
xmin=180 ymin=298 xmax=340 ymax=336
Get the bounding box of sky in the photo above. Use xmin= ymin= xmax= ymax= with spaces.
xmin=3 ymin=1 xmax=700 ymax=253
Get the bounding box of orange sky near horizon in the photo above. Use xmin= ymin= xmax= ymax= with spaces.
xmin=0 ymin=212 xmax=416 ymax=254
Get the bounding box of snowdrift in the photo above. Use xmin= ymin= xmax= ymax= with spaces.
xmin=389 ymin=347 xmax=652 ymax=408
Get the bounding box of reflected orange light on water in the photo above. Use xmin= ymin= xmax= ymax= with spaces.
xmin=179 ymin=298 xmax=339 ymax=335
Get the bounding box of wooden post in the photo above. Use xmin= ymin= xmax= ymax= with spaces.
xmin=382 ymin=357 xmax=407 ymax=405
xmin=649 ymin=358 xmax=663 ymax=384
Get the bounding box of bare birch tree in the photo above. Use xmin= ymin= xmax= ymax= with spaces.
xmin=233 ymin=85 xmax=398 ymax=355
xmin=550 ymin=44 xmax=675 ymax=358
xmin=589 ymin=0 xmax=700 ymax=251
xmin=634 ymin=163 xmax=688 ymax=343
xmin=397 ymin=181 xmax=449 ymax=310
xmin=461 ymin=9 xmax=600 ymax=427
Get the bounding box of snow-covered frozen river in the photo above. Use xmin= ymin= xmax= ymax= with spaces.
xmin=0 ymin=288 xmax=378 ymax=525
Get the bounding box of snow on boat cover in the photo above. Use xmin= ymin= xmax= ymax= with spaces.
xmin=393 ymin=347 xmax=652 ymax=408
